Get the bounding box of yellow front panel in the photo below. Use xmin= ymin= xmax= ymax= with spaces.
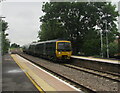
xmin=56 ymin=41 xmax=72 ymax=59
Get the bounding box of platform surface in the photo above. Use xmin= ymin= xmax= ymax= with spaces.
xmin=11 ymin=54 xmax=81 ymax=92
xmin=2 ymin=54 xmax=39 ymax=92
xmin=71 ymin=55 xmax=120 ymax=64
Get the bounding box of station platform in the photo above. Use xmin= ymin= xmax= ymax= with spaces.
xmin=71 ymin=55 xmax=119 ymax=64
xmin=2 ymin=54 xmax=81 ymax=92
xmin=2 ymin=54 xmax=39 ymax=92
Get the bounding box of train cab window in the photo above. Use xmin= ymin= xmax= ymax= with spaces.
xmin=57 ymin=42 xmax=72 ymax=51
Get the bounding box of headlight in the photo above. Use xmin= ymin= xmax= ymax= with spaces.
xmin=68 ymin=52 xmax=70 ymax=54
xmin=58 ymin=52 xmax=61 ymax=54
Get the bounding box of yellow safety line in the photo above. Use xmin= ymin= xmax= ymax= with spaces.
xmin=11 ymin=54 xmax=44 ymax=93
xmin=11 ymin=54 xmax=56 ymax=91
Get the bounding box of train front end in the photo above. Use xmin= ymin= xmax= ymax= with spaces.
xmin=56 ymin=41 xmax=72 ymax=60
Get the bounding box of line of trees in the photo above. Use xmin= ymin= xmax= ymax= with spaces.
xmin=38 ymin=2 xmax=119 ymax=57
xmin=10 ymin=43 xmax=20 ymax=48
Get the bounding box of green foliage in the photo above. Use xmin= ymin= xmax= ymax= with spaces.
xmin=39 ymin=2 xmax=119 ymax=56
xmin=10 ymin=43 xmax=20 ymax=48
xmin=109 ymin=42 xmax=118 ymax=57
xmin=82 ymin=39 xmax=101 ymax=56
xmin=82 ymin=30 xmax=100 ymax=56
xmin=0 ymin=20 xmax=10 ymax=55
xmin=103 ymin=42 xmax=118 ymax=57
xmin=3 ymin=39 xmax=10 ymax=54
xmin=39 ymin=21 xmax=66 ymax=41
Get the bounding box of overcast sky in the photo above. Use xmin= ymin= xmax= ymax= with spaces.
xmin=2 ymin=2 xmax=45 ymax=46
xmin=1 ymin=0 xmax=120 ymax=46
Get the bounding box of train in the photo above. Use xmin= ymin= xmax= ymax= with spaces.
xmin=22 ymin=40 xmax=72 ymax=60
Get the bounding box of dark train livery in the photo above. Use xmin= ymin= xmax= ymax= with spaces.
xmin=23 ymin=40 xmax=72 ymax=60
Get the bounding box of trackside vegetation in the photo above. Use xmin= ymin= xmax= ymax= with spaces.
xmin=38 ymin=2 xmax=120 ymax=58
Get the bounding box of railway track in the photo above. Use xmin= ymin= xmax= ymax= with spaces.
xmin=62 ymin=64 xmax=120 ymax=82
xmin=17 ymin=53 xmax=95 ymax=93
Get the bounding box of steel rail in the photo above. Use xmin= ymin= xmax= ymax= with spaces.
xmin=63 ymin=64 xmax=120 ymax=82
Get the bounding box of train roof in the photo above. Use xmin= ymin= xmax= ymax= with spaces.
xmin=22 ymin=43 xmax=31 ymax=49
xmin=23 ymin=39 xmax=70 ymax=47
xmin=30 ymin=39 xmax=70 ymax=45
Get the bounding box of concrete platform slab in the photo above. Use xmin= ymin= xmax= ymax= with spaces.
xmin=2 ymin=54 xmax=39 ymax=92
xmin=71 ymin=55 xmax=119 ymax=64
xmin=11 ymin=54 xmax=81 ymax=92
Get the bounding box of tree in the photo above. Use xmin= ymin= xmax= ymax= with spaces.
xmin=38 ymin=20 xmax=66 ymax=41
xmin=0 ymin=20 xmax=10 ymax=54
xmin=39 ymin=2 xmax=119 ymax=56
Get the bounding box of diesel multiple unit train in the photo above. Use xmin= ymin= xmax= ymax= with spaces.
xmin=23 ymin=40 xmax=72 ymax=60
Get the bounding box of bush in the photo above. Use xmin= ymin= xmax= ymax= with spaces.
xmin=103 ymin=42 xmax=118 ymax=57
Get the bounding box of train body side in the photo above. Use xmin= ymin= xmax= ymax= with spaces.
xmin=23 ymin=40 xmax=72 ymax=60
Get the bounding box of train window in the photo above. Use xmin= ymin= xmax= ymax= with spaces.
xmin=57 ymin=42 xmax=72 ymax=51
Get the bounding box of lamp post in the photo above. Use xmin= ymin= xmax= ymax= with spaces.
xmin=116 ymin=35 xmax=120 ymax=56
xmin=0 ymin=16 xmax=5 ymax=93
xmin=0 ymin=0 xmax=6 ymax=91
xmin=105 ymin=20 xmax=109 ymax=58
xmin=100 ymin=30 xmax=103 ymax=58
